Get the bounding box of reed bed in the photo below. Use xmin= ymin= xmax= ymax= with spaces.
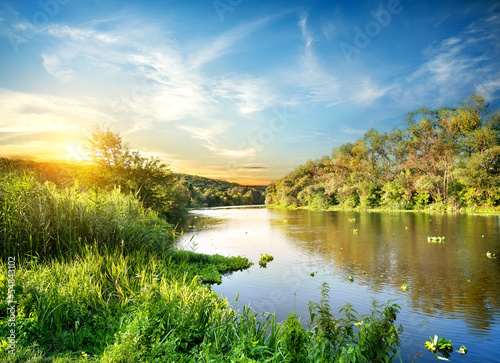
xmin=0 ymin=162 xmax=173 ymax=259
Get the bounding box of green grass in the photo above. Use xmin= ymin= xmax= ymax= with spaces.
xmin=0 ymin=161 xmax=174 ymax=260
xmin=0 ymin=162 xmax=403 ymax=362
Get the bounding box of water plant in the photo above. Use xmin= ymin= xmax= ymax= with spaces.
xmin=486 ymin=251 xmax=496 ymax=258
xmin=258 ymin=253 xmax=274 ymax=268
xmin=427 ymin=236 xmax=445 ymax=243
xmin=307 ymin=283 xmax=402 ymax=362
xmin=401 ymin=283 xmax=408 ymax=291
xmin=424 ymin=335 xmax=454 ymax=361
xmin=352 ymin=228 xmax=359 ymax=233
xmin=348 ymin=275 xmax=354 ymax=282
xmin=348 ymin=218 xmax=356 ymax=222
xmin=260 ymin=253 xmax=274 ymax=262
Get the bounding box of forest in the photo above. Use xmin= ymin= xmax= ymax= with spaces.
xmin=176 ymin=173 xmax=266 ymax=208
xmin=266 ymin=94 xmax=500 ymax=211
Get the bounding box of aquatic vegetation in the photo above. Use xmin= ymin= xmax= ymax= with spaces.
xmin=348 ymin=275 xmax=354 ymax=281
xmin=401 ymin=283 xmax=408 ymax=291
xmin=348 ymin=218 xmax=356 ymax=222
xmin=352 ymin=228 xmax=359 ymax=233
xmin=260 ymin=253 xmax=274 ymax=262
xmin=307 ymin=283 xmax=402 ymax=362
xmin=458 ymin=345 xmax=468 ymax=355
xmin=310 ymin=272 xmax=315 ymax=277
xmin=424 ymin=335 xmax=455 ymax=361
xmin=486 ymin=251 xmax=496 ymax=258
xmin=259 ymin=253 xmax=274 ymax=267
xmin=427 ymin=236 xmax=445 ymax=243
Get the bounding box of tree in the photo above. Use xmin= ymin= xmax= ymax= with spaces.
xmin=266 ymin=93 xmax=500 ymax=210
xmin=85 ymin=126 xmax=126 ymax=168
xmin=82 ymin=125 xmax=181 ymax=218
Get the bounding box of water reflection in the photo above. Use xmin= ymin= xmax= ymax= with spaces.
xmin=178 ymin=208 xmax=500 ymax=362
xmin=269 ymin=210 xmax=500 ymax=334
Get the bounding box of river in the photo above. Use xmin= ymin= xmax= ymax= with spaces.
xmin=177 ymin=207 xmax=500 ymax=362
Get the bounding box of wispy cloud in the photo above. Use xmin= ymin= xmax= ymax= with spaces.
xmin=340 ymin=125 xmax=366 ymax=135
xmin=297 ymin=14 xmax=342 ymax=107
xmin=189 ymin=16 xmax=273 ymax=69
xmin=177 ymin=124 xmax=256 ymax=159
xmin=295 ymin=14 xmax=390 ymax=107
xmin=398 ymin=15 xmax=500 ymax=106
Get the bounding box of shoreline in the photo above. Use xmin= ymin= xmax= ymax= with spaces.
xmin=265 ymin=203 xmax=500 ymax=215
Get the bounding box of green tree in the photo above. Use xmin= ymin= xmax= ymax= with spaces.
xmin=82 ymin=126 xmax=181 ymax=218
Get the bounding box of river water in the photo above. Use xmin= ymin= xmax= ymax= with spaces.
xmin=177 ymin=207 xmax=500 ymax=362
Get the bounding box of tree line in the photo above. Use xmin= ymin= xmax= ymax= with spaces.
xmin=177 ymin=173 xmax=266 ymax=208
xmin=265 ymin=94 xmax=500 ymax=210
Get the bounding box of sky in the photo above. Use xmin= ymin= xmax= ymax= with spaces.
xmin=1 ymin=0 xmax=499 ymax=185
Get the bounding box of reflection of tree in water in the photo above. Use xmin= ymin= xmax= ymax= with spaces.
xmin=269 ymin=210 xmax=500 ymax=334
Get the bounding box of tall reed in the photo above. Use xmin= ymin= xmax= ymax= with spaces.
xmin=0 ymin=162 xmax=173 ymax=260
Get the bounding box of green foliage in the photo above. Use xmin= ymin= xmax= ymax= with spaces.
xmin=1 ymin=154 xmax=403 ymax=362
xmin=279 ymin=314 xmax=309 ymax=362
xmin=0 ymin=163 xmax=173 ymax=259
xmin=307 ymin=283 xmax=402 ymax=362
xmin=258 ymin=254 xmax=274 ymax=268
xmin=176 ymin=173 xmax=266 ymax=208
xmin=424 ymin=335 xmax=455 ymax=361
xmin=266 ymin=93 xmax=500 ymax=211
xmin=80 ymin=126 xmax=183 ymax=220
xmin=166 ymin=249 xmax=253 ymax=283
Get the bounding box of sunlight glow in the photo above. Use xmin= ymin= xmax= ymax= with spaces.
xmin=63 ymin=143 xmax=87 ymax=162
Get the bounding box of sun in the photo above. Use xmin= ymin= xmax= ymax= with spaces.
xmin=63 ymin=143 xmax=87 ymax=162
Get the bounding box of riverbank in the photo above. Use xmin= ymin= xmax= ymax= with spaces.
xmin=266 ymin=203 xmax=500 ymax=215
xmin=0 ymin=164 xmax=403 ymax=361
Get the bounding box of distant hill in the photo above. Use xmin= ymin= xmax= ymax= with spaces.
xmin=175 ymin=173 xmax=267 ymax=207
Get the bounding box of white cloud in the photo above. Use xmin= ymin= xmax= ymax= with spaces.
xmin=189 ymin=16 xmax=273 ymax=69
xmin=0 ymin=88 xmax=114 ymax=133
xmin=177 ymin=123 xmax=256 ymax=159
xmin=295 ymin=14 xmax=389 ymax=107
xmin=340 ymin=125 xmax=366 ymax=135
xmin=214 ymin=76 xmax=280 ymax=114
xmin=397 ymin=16 xmax=500 ymax=106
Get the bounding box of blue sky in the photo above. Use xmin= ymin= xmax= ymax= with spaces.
xmin=1 ymin=0 xmax=499 ymax=184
